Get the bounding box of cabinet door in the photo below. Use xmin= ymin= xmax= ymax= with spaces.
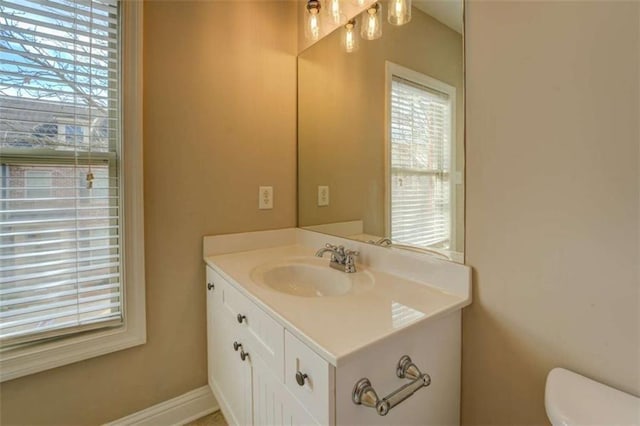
xmin=284 ymin=331 xmax=333 ymax=425
xmin=206 ymin=267 xmax=223 ymax=390
xmin=218 ymin=313 xmax=253 ymax=426
xmin=207 ymin=267 xmax=253 ymax=426
xmin=252 ymin=353 xmax=320 ymax=426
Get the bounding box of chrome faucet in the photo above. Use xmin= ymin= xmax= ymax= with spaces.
xmin=315 ymin=243 xmax=359 ymax=273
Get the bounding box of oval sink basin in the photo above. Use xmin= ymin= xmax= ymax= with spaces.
xmin=262 ymin=264 xmax=351 ymax=297
xmin=250 ymin=258 xmax=374 ymax=297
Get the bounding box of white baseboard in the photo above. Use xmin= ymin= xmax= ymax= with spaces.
xmin=105 ymin=386 xmax=219 ymax=426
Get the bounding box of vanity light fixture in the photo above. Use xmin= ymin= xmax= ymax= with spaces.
xmin=361 ymin=2 xmax=382 ymax=40
xmin=388 ymin=0 xmax=411 ymax=26
xmin=305 ymin=0 xmax=322 ymax=42
xmin=327 ymin=0 xmax=346 ymax=25
xmin=342 ymin=19 xmax=359 ymax=53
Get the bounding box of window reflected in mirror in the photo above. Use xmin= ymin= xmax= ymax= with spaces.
xmin=298 ymin=0 xmax=464 ymax=262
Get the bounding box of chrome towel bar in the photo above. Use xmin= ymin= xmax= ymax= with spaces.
xmin=352 ymin=355 xmax=431 ymax=416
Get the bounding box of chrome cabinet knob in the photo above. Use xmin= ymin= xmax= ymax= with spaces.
xmin=237 ymin=314 xmax=246 ymax=324
xmin=233 ymin=341 xmax=242 ymax=351
xmin=207 ymin=282 xmax=214 ymax=291
xmin=240 ymin=350 xmax=249 ymax=361
xmin=295 ymin=371 xmax=308 ymax=386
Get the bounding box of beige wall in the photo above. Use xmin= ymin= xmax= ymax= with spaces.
xmin=3 ymin=2 xmax=638 ymax=425
xmin=0 ymin=2 xmax=297 ymax=424
xmin=298 ymin=6 xmax=464 ymax=251
xmin=463 ymin=1 xmax=639 ymax=424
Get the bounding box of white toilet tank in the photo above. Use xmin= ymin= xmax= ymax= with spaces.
xmin=545 ymin=367 xmax=640 ymax=425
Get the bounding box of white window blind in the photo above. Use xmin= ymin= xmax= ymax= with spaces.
xmin=390 ymin=75 xmax=451 ymax=248
xmin=0 ymin=0 xmax=122 ymax=347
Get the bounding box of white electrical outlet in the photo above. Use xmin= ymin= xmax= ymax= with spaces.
xmin=318 ymin=185 xmax=329 ymax=206
xmin=259 ymin=186 xmax=273 ymax=209
xmin=455 ymin=171 xmax=463 ymax=185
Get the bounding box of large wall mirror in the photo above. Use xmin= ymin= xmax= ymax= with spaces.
xmin=297 ymin=0 xmax=465 ymax=262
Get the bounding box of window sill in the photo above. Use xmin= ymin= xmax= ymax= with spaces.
xmin=0 ymin=321 xmax=146 ymax=382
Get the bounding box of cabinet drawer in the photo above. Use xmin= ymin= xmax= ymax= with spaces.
xmin=214 ymin=269 xmax=285 ymax=380
xmin=284 ymin=330 xmax=334 ymax=425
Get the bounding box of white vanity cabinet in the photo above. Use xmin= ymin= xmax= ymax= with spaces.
xmin=206 ymin=268 xmax=252 ymax=425
xmin=206 ymin=264 xmax=464 ymax=426
xmin=206 ymin=266 xmax=323 ymax=425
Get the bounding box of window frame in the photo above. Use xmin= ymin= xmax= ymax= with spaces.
xmin=0 ymin=0 xmax=145 ymax=382
xmin=384 ymin=61 xmax=457 ymax=248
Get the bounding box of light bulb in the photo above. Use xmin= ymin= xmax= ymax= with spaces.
xmin=327 ymin=0 xmax=345 ymax=25
xmin=307 ymin=13 xmax=320 ymax=40
xmin=360 ymin=3 xmax=381 ymax=40
xmin=388 ymin=0 xmax=411 ymax=26
xmin=342 ymin=20 xmax=359 ymax=53
xmin=305 ymin=0 xmax=322 ymax=41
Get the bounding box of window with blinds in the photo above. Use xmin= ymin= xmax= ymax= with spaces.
xmin=0 ymin=0 xmax=123 ymax=347
xmin=389 ymin=75 xmax=452 ymax=249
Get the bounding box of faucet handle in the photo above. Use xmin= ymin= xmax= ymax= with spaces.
xmin=344 ymin=249 xmax=359 ymax=257
xmin=344 ymin=250 xmax=359 ymax=273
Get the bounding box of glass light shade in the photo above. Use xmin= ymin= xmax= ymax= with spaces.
xmin=305 ymin=2 xmax=322 ymax=41
xmin=388 ymin=0 xmax=411 ymax=25
xmin=342 ymin=20 xmax=359 ymax=53
xmin=352 ymin=0 xmax=367 ymax=6
xmin=326 ymin=0 xmax=346 ymax=25
xmin=360 ymin=3 xmax=382 ymax=40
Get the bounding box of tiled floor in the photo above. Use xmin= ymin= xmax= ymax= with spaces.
xmin=185 ymin=410 xmax=227 ymax=426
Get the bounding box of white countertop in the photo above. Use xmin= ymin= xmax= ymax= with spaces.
xmin=203 ymin=229 xmax=471 ymax=366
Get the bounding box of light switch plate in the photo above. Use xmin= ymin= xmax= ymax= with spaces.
xmin=318 ymin=186 xmax=329 ymax=206
xmin=259 ymin=186 xmax=273 ymax=209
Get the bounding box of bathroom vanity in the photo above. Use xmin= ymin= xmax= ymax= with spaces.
xmin=204 ymin=228 xmax=471 ymax=425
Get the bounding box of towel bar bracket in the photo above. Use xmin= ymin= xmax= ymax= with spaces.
xmin=352 ymin=355 xmax=431 ymax=416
